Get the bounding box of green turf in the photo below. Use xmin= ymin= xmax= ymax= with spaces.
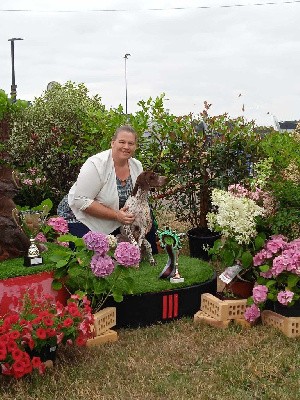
xmin=0 ymin=245 xmax=215 ymax=294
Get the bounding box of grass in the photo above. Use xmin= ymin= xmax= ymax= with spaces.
xmin=1 ymin=318 xmax=300 ymax=400
xmin=0 ymin=243 xmax=59 ymax=280
xmin=107 ymin=253 xmax=214 ymax=295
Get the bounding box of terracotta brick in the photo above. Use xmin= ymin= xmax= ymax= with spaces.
xmin=93 ymin=307 xmax=116 ymax=336
xmin=86 ymin=329 xmax=118 ymax=347
xmin=194 ymin=310 xmax=231 ymax=329
xmin=201 ymin=293 xmax=247 ymax=321
xmin=262 ymin=310 xmax=300 ymax=338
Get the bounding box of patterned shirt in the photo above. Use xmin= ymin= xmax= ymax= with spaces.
xmin=116 ymin=176 xmax=133 ymax=209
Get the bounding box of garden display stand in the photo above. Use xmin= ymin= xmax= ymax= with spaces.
xmin=194 ymin=293 xmax=251 ymax=329
xmin=87 ymin=307 xmax=118 ymax=347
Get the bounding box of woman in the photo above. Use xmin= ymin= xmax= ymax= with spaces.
xmin=68 ymin=125 xmax=157 ymax=252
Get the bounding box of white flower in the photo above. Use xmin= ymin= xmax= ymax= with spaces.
xmin=207 ymin=189 xmax=265 ymax=245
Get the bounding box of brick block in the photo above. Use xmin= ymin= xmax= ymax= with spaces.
xmin=201 ymin=293 xmax=247 ymax=321
xmin=86 ymin=329 xmax=118 ymax=347
xmin=93 ymin=307 xmax=116 ymax=336
xmin=194 ymin=310 xmax=231 ymax=329
xmin=262 ymin=310 xmax=300 ymax=338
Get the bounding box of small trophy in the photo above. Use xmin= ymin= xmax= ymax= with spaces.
xmin=12 ymin=207 xmax=48 ymax=267
xmin=158 ymin=227 xmax=185 ymax=283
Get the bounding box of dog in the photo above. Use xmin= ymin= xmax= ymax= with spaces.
xmin=0 ymin=165 xmax=30 ymax=261
xmin=120 ymin=171 xmax=167 ymax=265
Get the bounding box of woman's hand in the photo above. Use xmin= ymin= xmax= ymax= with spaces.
xmin=115 ymin=206 xmax=135 ymax=225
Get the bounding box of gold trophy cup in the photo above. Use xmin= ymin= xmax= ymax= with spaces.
xmin=12 ymin=208 xmax=48 ymax=267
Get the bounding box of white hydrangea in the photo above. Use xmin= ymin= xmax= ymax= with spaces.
xmin=207 ymin=189 xmax=265 ymax=245
xmin=106 ymin=234 xmax=118 ymax=249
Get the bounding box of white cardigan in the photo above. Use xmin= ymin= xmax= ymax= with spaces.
xmin=68 ymin=149 xmax=143 ymax=234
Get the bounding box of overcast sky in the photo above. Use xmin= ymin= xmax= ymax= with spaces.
xmin=1 ymin=0 xmax=299 ymax=126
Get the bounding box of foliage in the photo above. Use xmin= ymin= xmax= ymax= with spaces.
xmin=49 ymin=232 xmax=141 ymax=312
xmin=244 ymin=235 xmax=300 ymax=322
xmin=0 ymin=293 xmax=93 ymax=378
xmin=3 ymin=82 xmax=128 ymax=208
xmin=259 ymin=131 xmax=300 ymax=239
xmin=135 ymin=97 xmax=263 ymax=228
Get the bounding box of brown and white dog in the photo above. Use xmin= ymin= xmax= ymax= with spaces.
xmin=120 ymin=171 xmax=167 ymax=265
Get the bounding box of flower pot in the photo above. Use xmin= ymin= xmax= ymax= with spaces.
xmin=227 ymin=279 xmax=254 ymax=299
xmin=274 ymin=301 xmax=300 ymax=317
xmin=26 ymin=344 xmax=58 ymax=362
xmin=187 ymin=228 xmax=221 ymax=261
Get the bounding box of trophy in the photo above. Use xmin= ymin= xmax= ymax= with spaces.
xmin=12 ymin=207 xmax=48 ymax=267
xmin=157 ymin=227 xmax=185 ymax=283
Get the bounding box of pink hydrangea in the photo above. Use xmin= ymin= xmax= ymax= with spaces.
xmin=35 ymin=232 xmax=47 ymax=243
xmin=277 ymin=290 xmax=294 ymax=306
xmin=114 ymin=242 xmax=141 ymax=267
xmin=90 ymin=254 xmax=115 ymax=277
xmin=252 ymin=285 xmax=268 ymax=304
xmin=265 ymin=235 xmax=288 ymax=254
xmin=47 ymin=217 xmax=69 ymax=234
xmin=244 ymin=304 xmax=261 ymax=323
xmin=83 ymin=231 xmax=109 ymax=255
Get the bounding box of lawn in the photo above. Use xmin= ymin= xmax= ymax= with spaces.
xmin=1 ymin=317 xmax=299 ymax=400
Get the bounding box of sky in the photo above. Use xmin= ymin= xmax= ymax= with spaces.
xmin=1 ymin=0 xmax=299 ymax=127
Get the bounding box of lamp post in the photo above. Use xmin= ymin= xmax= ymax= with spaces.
xmin=124 ymin=53 xmax=131 ymax=115
xmin=8 ymin=37 xmax=23 ymax=102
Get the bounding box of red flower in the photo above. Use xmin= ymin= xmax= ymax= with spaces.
xmin=46 ymin=328 xmax=56 ymax=337
xmin=63 ymin=318 xmax=73 ymax=328
xmin=0 ymin=348 xmax=7 ymax=361
xmin=12 ymin=359 xmax=25 ymax=373
xmin=36 ymin=327 xmax=47 ymax=339
xmin=31 ymin=356 xmax=42 ymax=368
xmin=75 ymin=335 xmax=86 ymax=346
xmin=6 ymin=340 xmax=17 ymax=352
xmin=9 ymin=330 xmax=21 ymax=340
xmin=43 ymin=316 xmax=54 ymax=327
xmin=11 ymin=348 xmax=24 ymax=361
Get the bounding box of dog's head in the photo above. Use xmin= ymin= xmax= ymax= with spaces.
xmin=135 ymin=171 xmax=167 ymax=192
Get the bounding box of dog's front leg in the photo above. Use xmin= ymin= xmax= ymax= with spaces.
xmin=142 ymin=239 xmax=156 ymax=266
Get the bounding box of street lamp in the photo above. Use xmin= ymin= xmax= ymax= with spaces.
xmin=8 ymin=37 xmax=23 ymax=102
xmin=124 ymin=53 xmax=131 ymax=115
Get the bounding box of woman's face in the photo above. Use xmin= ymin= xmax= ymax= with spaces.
xmin=111 ymin=130 xmax=137 ymax=161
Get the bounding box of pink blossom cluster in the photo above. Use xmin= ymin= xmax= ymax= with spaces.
xmin=83 ymin=231 xmax=109 ymax=255
xmin=277 ymin=290 xmax=294 ymax=306
xmin=114 ymin=242 xmax=141 ymax=267
xmin=47 ymin=217 xmax=69 ymax=235
xmin=90 ymin=254 xmax=115 ymax=277
xmin=252 ymin=285 xmax=268 ymax=304
xmin=244 ymin=304 xmax=261 ymax=323
xmin=253 ymin=235 xmax=300 ymax=278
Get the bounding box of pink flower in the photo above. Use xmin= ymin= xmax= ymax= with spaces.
xmin=277 ymin=290 xmax=294 ymax=306
xmin=90 ymin=253 xmax=115 ymax=277
xmin=114 ymin=242 xmax=141 ymax=267
xmin=265 ymin=235 xmax=288 ymax=254
xmin=23 ymin=178 xmax=33 ymax=186
xmin=252 ymin=285 xmax=268 ymax=304
xmin=35 ymin=232 xmax=47 ymax=243
xmin=244 ymin=304 xmax=261 ymax=323
xmin=83 ymin=231 xmax=109 ymax=255
xmin=47 ymin=217 xmax=69 ymax=234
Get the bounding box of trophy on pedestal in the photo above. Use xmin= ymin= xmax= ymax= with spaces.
xmin=12 ymin=207 xmax=48 ymax=267
xmin=157 ymin=227 xmax=185 ymax=283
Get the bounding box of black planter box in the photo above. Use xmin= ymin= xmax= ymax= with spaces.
xmin=104 ymin=272 xmax=217 ymax=328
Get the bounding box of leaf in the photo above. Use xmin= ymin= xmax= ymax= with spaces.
xmin=265 ymin=279 xmax=276 ymax=288
xmin=222 ymin=250 xmax=235 ymax=266
xmin=112 ymin=292 xmax=124 ymax=303
xmin=68 ymin=265 xmax=84 ymax=278
xmin=254 ymin=235 xmax=265 ymax=250
xmin=51 ymin=280 xmax=63 ymax=291
xmin=53 ymin=267 xmax=67 ymax=279
xmin=241 ymin=251 xmax=253 ymax=268
xmin=287 ymin=274 xmax=300 ymax=289
xmin=259 ymin=264 xmax=270 ymax=273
